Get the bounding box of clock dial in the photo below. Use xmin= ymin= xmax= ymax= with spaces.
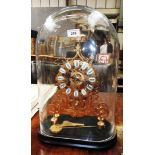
xmin=81 ymin=89 xmax=87 ymax=96
xmin=65 ymin=62 xmax=71 ymax=70
xmin=57 ymin=76 xmax=64 ymax=81
xmin=81 ymin=62 xmax=88 ymax=70
xmin=66 ymin=88 xmax=71 ymax=95
xmin=86 ymin=84 xmax=93 ymax=91
xmin=74 ymin=60 xmax=80 ymax=68
xmin=74 ymin=90 xmax=79 ymax=97
xmin=59 ymin=83 xmax=66 ymax=89
xmin=59 ymin=67 xmax=66 ymax=74
xmin=87 ymin=68 xmax=94 ymax=75
xmin=88 ymin=77 xmax=96 ymax=83
xmin=56 ymin=60 xmax=96 ymax=97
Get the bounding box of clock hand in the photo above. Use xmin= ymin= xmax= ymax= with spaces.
xmin=70 ymin=76 xmax=80 ymax=81
xmin=70 ymin=75 xmax=85 ymax=82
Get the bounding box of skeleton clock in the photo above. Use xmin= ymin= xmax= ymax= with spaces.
xmin=36 ymin=6 xmax=119 ymax=149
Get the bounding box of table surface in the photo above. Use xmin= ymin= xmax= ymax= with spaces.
xmin=31 ymin=93 xmax=123 ymax=155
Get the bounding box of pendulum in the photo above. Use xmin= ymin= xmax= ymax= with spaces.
xmin=49 ymin=120 xmax=85 ymax=133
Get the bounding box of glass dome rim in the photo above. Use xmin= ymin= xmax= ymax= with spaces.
xmin=48 ymin=5 xmax=95 ymax=18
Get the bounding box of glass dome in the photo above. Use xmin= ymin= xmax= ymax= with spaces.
xmin=36 ymin=6 xmax=119 ymax=149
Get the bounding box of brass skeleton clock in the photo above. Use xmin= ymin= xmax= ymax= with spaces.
xmin=37 ymin=6 xmax=119 ymax=150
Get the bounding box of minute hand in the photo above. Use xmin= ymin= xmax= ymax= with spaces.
xmin=70 ymin=76 xmax=84 ymax=82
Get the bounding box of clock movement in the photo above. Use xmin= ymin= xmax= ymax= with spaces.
xmin=36 ymin=6 xmax=119 ymax=149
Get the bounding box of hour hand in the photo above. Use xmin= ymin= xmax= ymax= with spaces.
xmin=70 ymin=75 xmax=83 ymax=82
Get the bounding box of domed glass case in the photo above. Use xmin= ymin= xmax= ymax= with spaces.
xmin=36 ymin=6 xmax=119 ymax=149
